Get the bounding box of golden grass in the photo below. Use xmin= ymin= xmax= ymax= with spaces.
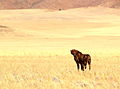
xmin=0 ymin=51 xmax=120 ymax=89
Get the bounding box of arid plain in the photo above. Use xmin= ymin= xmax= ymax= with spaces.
xmin=0 ymin=7 xmax=120 ymax=89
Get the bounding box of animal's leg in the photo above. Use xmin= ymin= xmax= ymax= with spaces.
xmin=85 ymin=65 xmax=87 ymax=69
xmin=84 ymin=61 xmax=87 ymax=69
xmin=88 ymin=59 xmax=91 ymax=70
xmin=81 ymin=63 xmax=84 ymax=71
xmin=76 ymin=62 xmax=79 ymax=70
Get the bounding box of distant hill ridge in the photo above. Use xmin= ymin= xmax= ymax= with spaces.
xmin=0 ymin=0 xmax=120 ymax=10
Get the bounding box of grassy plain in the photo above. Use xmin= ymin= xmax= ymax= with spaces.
xmin=0 ymin=7 xmax=120 ymax=89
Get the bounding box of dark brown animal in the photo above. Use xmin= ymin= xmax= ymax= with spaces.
xmin=70 ymin=49 xmax=91 ymax=71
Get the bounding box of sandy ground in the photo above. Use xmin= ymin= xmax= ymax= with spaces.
xmin=0 ymin=7 xmax=120 ymax=89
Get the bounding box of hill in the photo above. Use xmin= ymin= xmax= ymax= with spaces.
xmin=0 ymin=0 xmax=120 ymax=10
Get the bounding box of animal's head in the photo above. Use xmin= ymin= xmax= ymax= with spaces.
xmin=70 ymin=49 xmax=79 ymax=56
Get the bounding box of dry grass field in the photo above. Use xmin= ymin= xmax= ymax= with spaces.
xmin=0 ymin=7 xmax=120 ymax=89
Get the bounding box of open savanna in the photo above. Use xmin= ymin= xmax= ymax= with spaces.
xmin=0 ymin=7 xmax=120 ymax=89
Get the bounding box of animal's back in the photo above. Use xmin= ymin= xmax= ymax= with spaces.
xmin=83 ymin=54 xmax=91 ymax=59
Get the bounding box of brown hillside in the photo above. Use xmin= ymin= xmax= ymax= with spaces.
xmin=0 ymin=0 xmax=120 ymax=10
